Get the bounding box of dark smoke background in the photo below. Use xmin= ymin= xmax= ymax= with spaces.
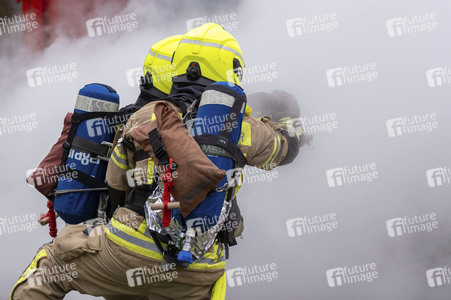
xmin=1 ymin=0 xmax=451 ymax=299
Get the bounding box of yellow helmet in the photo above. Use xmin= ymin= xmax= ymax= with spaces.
xmin=143 ymin=35 xmax=183 ymax=94
xmin=171 ymin=23 xmax=245 ymax=87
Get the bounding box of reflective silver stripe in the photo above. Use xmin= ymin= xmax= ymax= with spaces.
xmin=107 ymin=223 xmax=224 ymax=266
xmin=112 ymin=149 xmax=128 ymax=167
xmin=216 ymin=244 xmax=221 ymax=257
xmin=75 ymin=95 xmax=119 ymax=112
xmin=180 ymin=38 xmax=193 ymax=44
xmin=148 ymin=50 xmax=172 ymax=62
xmin=263 ymin=131 xmax=280 ymax=168
xmin=106 ymin=223 xmax=162 ymax=253
xmin=202 ymin=42 xmax=244 ymax=62
xmin=156 ymin=53 xmax=172 ymax=62
xmin=179 ymin=39 xmax=244 ymax=62
xmin=195 ymin=254 xmax=225 ymax=264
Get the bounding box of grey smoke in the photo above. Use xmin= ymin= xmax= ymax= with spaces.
xmin=1 ymin=0 xmax=451 ymax=299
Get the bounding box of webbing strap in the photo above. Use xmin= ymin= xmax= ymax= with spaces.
xmin=148 ymin=128 xmax=169 ymax=165
xmin=65 ymin=167 xmax=106 ymax=189
xmin=61 ymin=111 xmax=125 ymax=164
xmin=71 ymin=136 xmax=110 ymax=157
xmin=194 ymin=135 xmax=247 ymax=168
xmin=134 ymin=149 xmax=150 ymax=162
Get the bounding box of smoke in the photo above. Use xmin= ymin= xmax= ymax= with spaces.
xmin=1 ymin=0 xmax=451 ymax=299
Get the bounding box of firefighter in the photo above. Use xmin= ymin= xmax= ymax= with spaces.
xmin=10 ymin=23 xmax=301 ymax=300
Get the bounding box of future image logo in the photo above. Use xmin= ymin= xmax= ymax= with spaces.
xmin=326 ymin=63 xmax=378 ymax=87
xmin=86 ymin=13 xmax=138 ymax=37
xmin=426 ymin=267 xmax=451 ymax=287
xmin=227 ymin=263 xmax=278 ymax=287
xmin=326 ymin=163 xmax=378 ymax=188
xmin=286 ymin=13 xmax=338 ymax=37
xmin=25 ymin=63 xmax=78 ymax=87
xmin=426 ymin=167 xmax=451 ymax=187
xmin=326 ymin=263 xmax=378 ymax=287
xmin=126 ymin=264 xmax=178 ymax=287
xmin=186 ymin=13 xmax=238 ymax=32
xmin=386 ymin=113 xmax=438 ymax=137
xmin=0 ymin=113 xmax=38 ymax=136
xmin=426 ymin=67 xmax=451 ymax=87
xmin=126 ymin=67 xmax=142 ymax=87
xmin=0 ymin=13 xmax=38 ymax=36
xmin=386 ymin=13 xmax=438 ymax=38
xmin=286 ymin=213 xmax=338 ymax=237
xmin=386 ymin=213 xmax=438 ymax=237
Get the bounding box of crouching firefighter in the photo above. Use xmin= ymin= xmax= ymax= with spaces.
xmin=10 ymin=23 xmax=302 ymax=300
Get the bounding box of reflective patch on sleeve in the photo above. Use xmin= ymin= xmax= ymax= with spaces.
xmin=146 ymin=159 xmax=155 ymax=185
xmin=111 ymin=147 xmax=129 ymax=170
xmin=238 ymin=121 xmax=251 ymax=147
xmin=260 ymin=131 xmax=280 ymax=169
xmin=211 ymin=271 xmax=227 ymax=300
xmin=10 ymin=248 xmax=47 ymax=299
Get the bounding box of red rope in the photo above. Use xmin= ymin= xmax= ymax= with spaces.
xmin=38 ymin=200 xmax=58 ymax=237
xmin=47 ymin=200 xmax=58 ymax=237
xmin=161 ymin=158 xmax=174 ymax=227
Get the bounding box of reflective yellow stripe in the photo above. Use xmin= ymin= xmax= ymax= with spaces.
xmin=112 ymin=147 xmax=129 ymax=170
xmin=146 ymin=159 xmax=155 ymax=185
xmin=189 ymin=242 xmax=225 ymax=270
xmin=10 ymin=248 xmax=47 ymax=300
xmin=261 ymin=131 xmax=280 ymax=168
xmin=105 ymin=224 xmax=165 ymax=261
xmin=211 ymin=271 xmax=227 ymax=300
xmin=138 ymin=220 xmax=148 ymax=235
xmin=238 ymin=121 xmax=251 ymax=147
xmin=105 ymin=218 xmax=225 ymax=270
